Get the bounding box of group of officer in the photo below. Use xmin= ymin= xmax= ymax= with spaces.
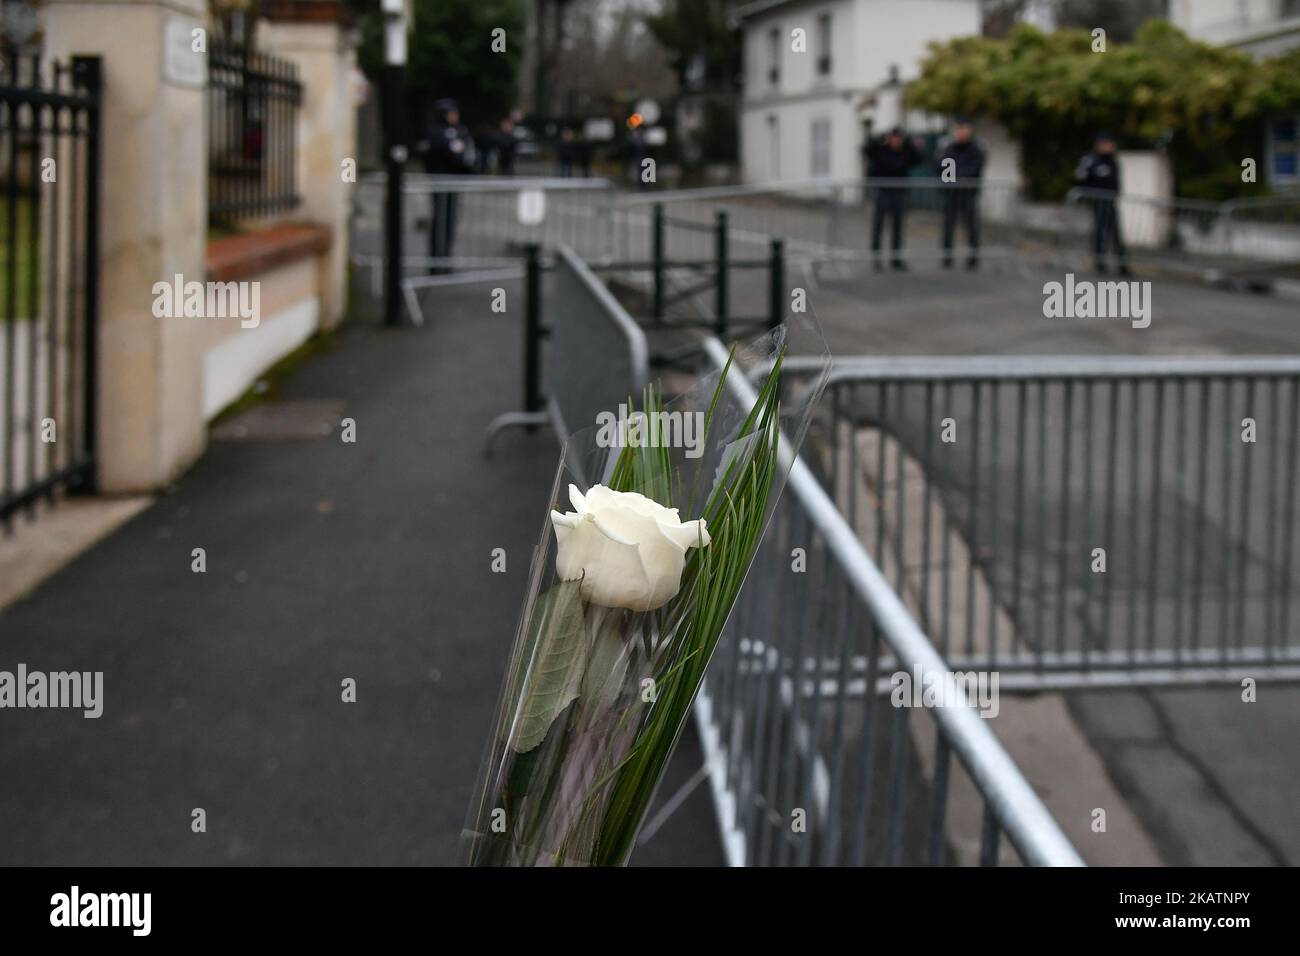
xmin=420 ymin=99 xmax=520 ymax=177
xmin=864 ymin=119 xmax=1129 ymax=274
xmin=419 ymin=100 xmax=1130 ymax=275
xmin=417 ymin=99 xmax=521 ymax=264
xmin=418 ymin=99 xmax=607 ymax=265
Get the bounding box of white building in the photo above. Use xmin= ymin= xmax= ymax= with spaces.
xmin=731 ymin=0 xmax=982 ymax=184
xmin=1170 ymin=0 xmax=1300 ymax=188
xmin=1169 ymin=0 xmax=1300 ymax=57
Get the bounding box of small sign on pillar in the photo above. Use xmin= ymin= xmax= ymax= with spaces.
xmin=163 ymin=17 xmax=207 ymax=89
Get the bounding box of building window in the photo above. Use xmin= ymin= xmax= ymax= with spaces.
xmin=767 ymin=27 xmax=780 ymax=85
xmin=767 ymin=114 xmax=780 ymax=179
xmin=816 ymin=13 xmax=832 ymax=76
xmin=1271 ymin=116 xmax=1299 ymax=184
xmin=811 ymin=117 xmax=831 ymax=177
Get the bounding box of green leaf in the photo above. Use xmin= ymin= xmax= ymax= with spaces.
xmin=590 ymin=351 xmax=787 ymax=865
xmin=580 ymin=610 xmax=632 ymax=715
xmin=509 ymin=580 xmax=588 ymax=753
xmin=506 ymin=738 xmax=546 ymax=799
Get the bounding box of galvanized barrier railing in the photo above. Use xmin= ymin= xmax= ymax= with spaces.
xmin=779 ymin=355 xmax=1300 ymax=689
xmin=483 ymin=244 xmax=648 ymax=452
xmin=482 ymin=215 xmax=786 ymax=452
xmin=610 ymin=177 xmax=1030 ymax=272
xmin=480 ymin=240 xmax=1085 ymax=863
xmin=696 ymin=338 xmax=1084 ymax=867
xmin=1221 ymin=195 xmax=1300 ymax=271
xmin=619 ymin=181 xmax=1298 ymax=284
xmin=350 ymin=174 xmax=617 ymax=297
xmin=350 ymin=173 xmax=789 ymax=334
xmin=352 ymin=174 xmax=1299 ymax=302
xmin=1057 ymin=187 xmax=1300 ymax=282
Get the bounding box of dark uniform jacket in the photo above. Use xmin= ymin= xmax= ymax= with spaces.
xmin=423 ymin=121 xmax=475 ymax=175
xmin=939 ymin=139 xmax=986 ymax=180
xmin=1074 ymin=151 xmax=1120 ymax=193
xmin=493 ymin=130 xmax=517 ymax=174
xmin=864 ymin=137 xmax=921 ymax=178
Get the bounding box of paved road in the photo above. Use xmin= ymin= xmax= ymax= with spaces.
xmin=804 ymin=258 xmax=1300 ymax=358
xmin=0 ymin=283 xmax=722 ymax=865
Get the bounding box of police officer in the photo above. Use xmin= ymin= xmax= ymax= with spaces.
xmin=421 ymin=99 xmax=475 ymax=269
xmin=624 ymin=126 xmax=649 ymax=188
xmin=477 ymin=116 xmax=517 ymax=175
xmin=1074 ymin=132 xmax=1130 ymax=275
xmin=557 ymin=127 xmax=576 ymax=178
xmin=574 ymin=134 xmax=595 ymax=179
xmin=864 ymin=127 xmax=921 ymax=271
xmin=938 ymin=117 xmax=986 ymax=270
xmin=494 ymin=117 xmax=518 ymax=175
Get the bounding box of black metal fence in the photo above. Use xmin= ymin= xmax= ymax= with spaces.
xmin=647 ymin=203 xmax=786 ymax=337
xmin=0 ymin=49 xmax=101 ymax=529
xmin=207 ymin=39 xmax=302 ymax=226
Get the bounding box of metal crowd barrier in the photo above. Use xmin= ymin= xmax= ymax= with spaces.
xmin=779 ymin=355 xmax=1300 ymax=689
xmin=351 ymin=173 xmax=1300 ymax=302
xmin=611 ymin=181 xmax=1298 ymax=285
xmin=598 ymin=203 xmax=786 ymax=339
xmin=476 ymin=242 xmax=1083 ymax=865
xmin=1058 ymin=188 xmax=1300 ymax=283
xmin=608 ymin=177 xmax=1029 ymax=272
xmin=350 ymin=173 xmax=618 ymax=297
xmin=351 ymin=172 xmax=790 ymax=335
xmin=696 ymin=338 xmax=1084 ymax=866
xmin=483 ymin=244 xmax=648 ymax=451
xmin=1222 ymin=195 xmax=1300 ymax=273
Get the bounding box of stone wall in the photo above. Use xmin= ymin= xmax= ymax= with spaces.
xmin=42 ymin=0 xmax=357 ymax=493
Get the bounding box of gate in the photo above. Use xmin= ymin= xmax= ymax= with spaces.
xmin=0 ymin=50 xmax=100 ymax=529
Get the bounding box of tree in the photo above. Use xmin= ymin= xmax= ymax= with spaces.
xmin=643 ymin=0 xmax=739 ymax=92
xmin=642 ymin=0 xmax=740 ymax=168
xmin=907 ymin=20 xmax=1300 ymax=200
xmin=545 ymin=0 xmax=674 ymax=119
xmin=346 ymin=0 xmax=528 ymax=130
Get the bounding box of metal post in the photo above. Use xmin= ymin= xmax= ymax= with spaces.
xmin=73 ymin=56 xmax=102 ymax=491
xmin=1220 ymin=200 xmax=1236 ymax=259
xmin=382 ymin=0 xmax=408 ymax=327
xmin=652 ymin=202 xmax=664 ymax=321
xmin=715 ymin=210 xmax=729 ymax=338
xmin=524 ymin=243 xmax=543 ymax=415
xmin=827 ymin=184 xmax=841 ymax=250
xmin=768 ymin=237 xmax=784 ymax=332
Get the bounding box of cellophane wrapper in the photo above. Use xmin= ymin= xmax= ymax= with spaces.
xmin=463 ymin=319 xmax=830 ymax=865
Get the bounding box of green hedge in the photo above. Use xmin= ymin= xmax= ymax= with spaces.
xmin=906 ymin=20 xmax=1300 ymax=201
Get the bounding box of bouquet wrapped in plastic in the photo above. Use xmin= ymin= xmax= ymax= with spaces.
xmin=464 ymin=322 xmax=829 ymax=865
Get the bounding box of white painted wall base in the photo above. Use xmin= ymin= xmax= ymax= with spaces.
xmin=202 ymin=297 xmax=320 ymax=420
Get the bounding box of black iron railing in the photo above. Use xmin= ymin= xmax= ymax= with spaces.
xmin=207 ymin=39 xmax=302 ymax=226
xmin=0 ymin=48 xmax=101 ymax=528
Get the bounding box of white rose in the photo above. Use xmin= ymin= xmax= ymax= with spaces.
xmin=549 ymin=484 xmax=711 ymax=612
